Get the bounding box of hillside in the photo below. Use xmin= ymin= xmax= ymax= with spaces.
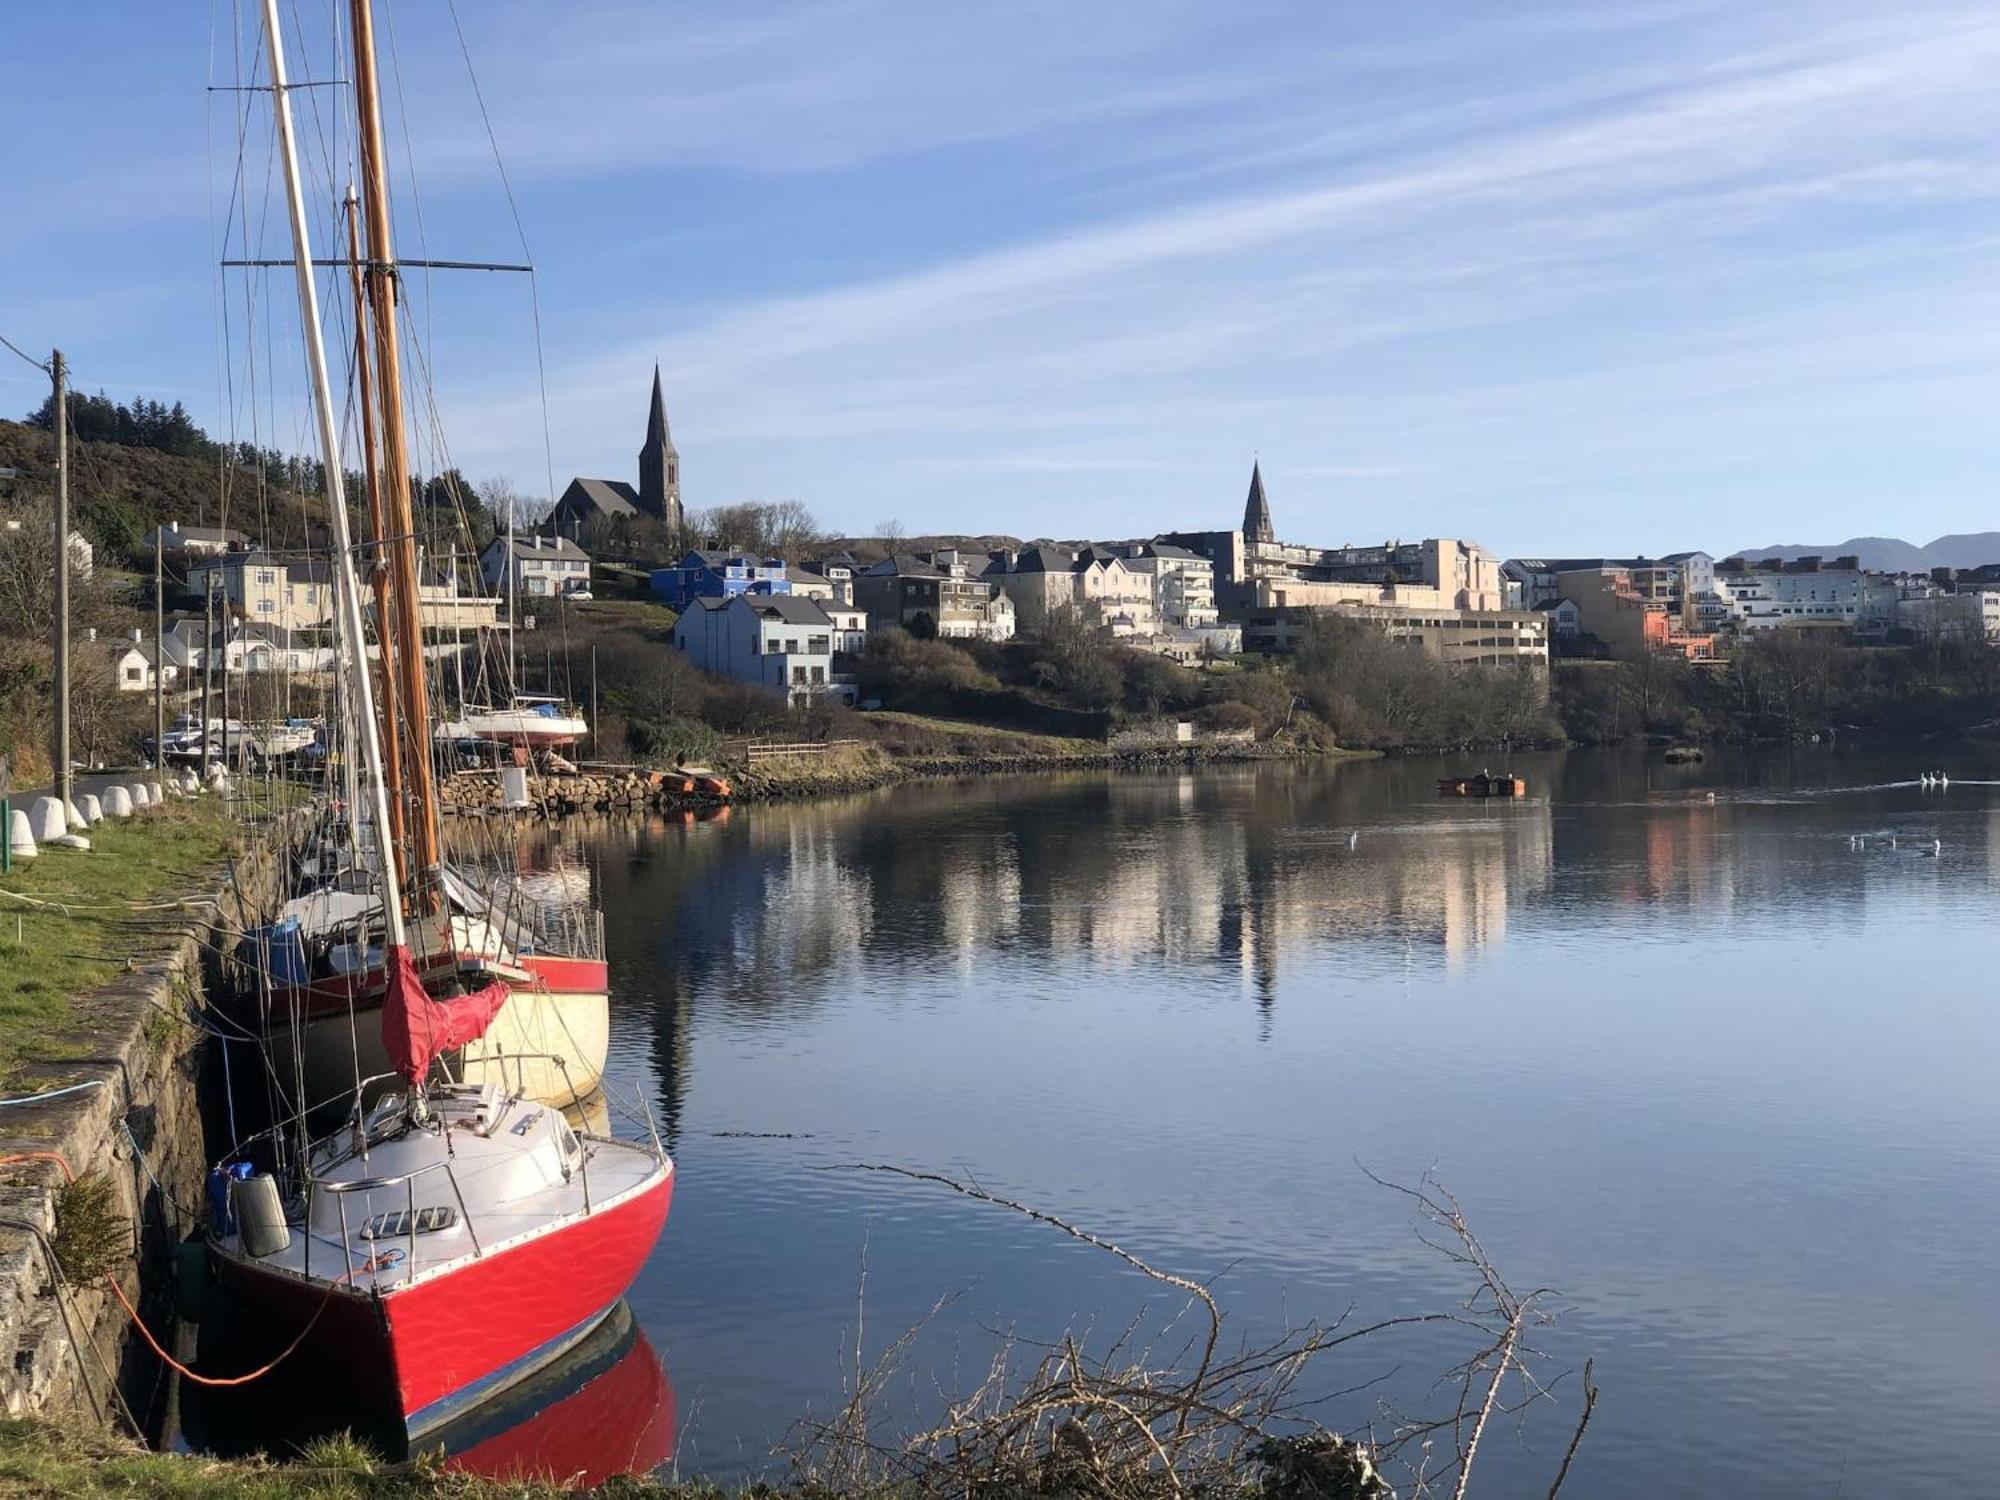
xmin=0 ymin=419 xmax=322 ymax=565
xmin=1734 ymin=533 xmax=2000 ymax=572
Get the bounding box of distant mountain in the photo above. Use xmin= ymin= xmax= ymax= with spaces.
xmin=1732 ymin=534 xmax=2000 ymax=572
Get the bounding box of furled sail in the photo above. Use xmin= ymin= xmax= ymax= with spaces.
xmin=381 ymin=944 xmax=508 ymax=1084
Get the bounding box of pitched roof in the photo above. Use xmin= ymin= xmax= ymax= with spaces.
xmin=559 ymin=477 xmax=641 ymax=518
xmin=741 ymin=594 xmax=834 ymax=626
xmin=499 ymin=534 xmax=590 ymax=560
xmin=863 ymin=553 xmax=947 ymax=578
xmin=1009 ymin=545 xmax=1077 ymax=574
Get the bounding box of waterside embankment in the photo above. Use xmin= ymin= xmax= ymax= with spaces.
xmin=439 ymin=735 xmax=1336 ymax=820
xmin=0 ymin=802 xmax=290 ymax=1433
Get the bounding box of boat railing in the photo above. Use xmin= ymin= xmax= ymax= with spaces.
xmin=308 ymin=1155 xmax=481 ymax=1286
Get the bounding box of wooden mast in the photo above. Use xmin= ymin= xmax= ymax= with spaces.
xmin=347 ymin=0 xmax=443 ymax=902
xmin=258 ymin=0 xmax=408 ymax=953
xmin=344 ymin=188 xmax=407 ymax=887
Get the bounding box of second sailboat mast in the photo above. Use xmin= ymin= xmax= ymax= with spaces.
xmin=348 ymin=0 xmax=443 ymax=893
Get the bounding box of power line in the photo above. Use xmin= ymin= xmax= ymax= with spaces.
xmin=0 ymin=333 xmax=52 ymax=376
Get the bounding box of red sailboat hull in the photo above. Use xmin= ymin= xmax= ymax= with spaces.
xmin=213 ymin=1163 xmax=672 ymax=1434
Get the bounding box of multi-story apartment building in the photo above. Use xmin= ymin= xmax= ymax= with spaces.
xmin=1711 ymin=556 xmax=1889 ymax=633
xmin=1243 ymin=602 xmax=1549 ymax=667
xmin=184 ymin=552 xmax=333 ymax=630
xmin=1111 ymin=542 xmax=1218 ymax=628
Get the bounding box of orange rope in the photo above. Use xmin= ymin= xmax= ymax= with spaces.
xmin=0 ymin=1150 xmax=354 ymax=1388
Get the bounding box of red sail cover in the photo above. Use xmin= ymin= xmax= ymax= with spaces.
xmin=381 ymin=943 xmax=509 ymax=1084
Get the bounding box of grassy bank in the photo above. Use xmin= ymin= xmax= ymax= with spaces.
xmin=0 ymin=796 xmax=237 ymax=1080
xmin=0 ymin=1420 xmax=705 ymax=1498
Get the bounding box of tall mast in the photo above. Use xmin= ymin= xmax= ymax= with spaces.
xmin=348 ymin=0 xmax=444 ymax=897
xmin=344 ymin=188 xmax=408 ymax=888
xmin=258 ymin=0 xmax=407 ymax=950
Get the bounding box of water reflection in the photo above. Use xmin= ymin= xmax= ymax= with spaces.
xmin=522 ymin=743 xmax=2000 ymax=1497
xmin=185 ymin=1299 xmax=672 ymax=1478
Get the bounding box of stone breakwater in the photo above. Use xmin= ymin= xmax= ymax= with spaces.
xmin=440 ymin=768 xmax=729 ymax=818
xmin=439 ymin=742 xmax=1306 ymax=818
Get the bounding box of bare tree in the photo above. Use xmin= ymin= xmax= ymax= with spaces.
xmin=876 ymin=518 xmax=907 ymax=551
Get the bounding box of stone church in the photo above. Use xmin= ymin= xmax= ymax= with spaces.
xmin=545 ymin=365 xmax=683 ymax=540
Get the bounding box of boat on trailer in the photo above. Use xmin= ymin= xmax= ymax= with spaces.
xmin=437 ymin=697 xmax=589 ymax=752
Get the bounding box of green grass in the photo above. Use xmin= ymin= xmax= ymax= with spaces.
xmin=858 ymin=711 xmax=1105 ymax=757
xmin=0 ymin=796 xmax=237 ymax=1079
xmin=0 ymin=1418 xmax=720 ymax=1497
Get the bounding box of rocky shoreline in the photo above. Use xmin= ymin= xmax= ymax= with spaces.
xmin=439 ymin=740 xmax=1319 ymax=819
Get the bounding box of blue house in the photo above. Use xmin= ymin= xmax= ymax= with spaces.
xmin=650 ymin=549 xmax=791 ymax=610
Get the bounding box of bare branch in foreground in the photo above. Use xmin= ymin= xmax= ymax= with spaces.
xmin=790 ymin=1163 xmax=1596 ymax=1500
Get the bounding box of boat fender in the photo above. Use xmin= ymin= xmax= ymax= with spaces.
xmin=231 ymin=1173 xmax=291 ymax=1258
xmin=206 ymin=1162 xmax=254 ymax=1235
xmin=175 ymin=1236 xmax=211 ymax=1323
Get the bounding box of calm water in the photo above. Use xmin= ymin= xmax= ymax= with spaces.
xmin=198 ymin=746 xmax=2000 ymax=1493
xmin=571 ymin=745 xmax=2000 ymax=1496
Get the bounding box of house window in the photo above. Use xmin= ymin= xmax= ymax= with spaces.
xmin=256 ymin=569 xmax=276 ymax=584
xmin=125 ymin=667 xmax=142 ymax=683
xmin=810 ymin=665 xmax=825 ymax=684
xmin=256 ymin=600 xmax=274 ymax=614
xmin=808 ymin=635 xmax=829 ymax=654
xmin=792 ymin=665 xmax=807 ymax=684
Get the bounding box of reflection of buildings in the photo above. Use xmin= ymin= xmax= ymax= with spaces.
xmin=597 ymin=768 xmax=1559 ymax=1050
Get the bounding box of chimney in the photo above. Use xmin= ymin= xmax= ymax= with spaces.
xmin=168 ymin=520 xmax=181 ymax=536
xmin=84 ymin=626 xmax=96 ymax=642
xmin=131 ymin=627 xmax=142 ymax=642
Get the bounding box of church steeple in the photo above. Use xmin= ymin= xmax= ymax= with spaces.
xmin=1243 ymin=460 xmax=1274 ymax=544
xmin=638 ymin=363 xmax=682 ymax=531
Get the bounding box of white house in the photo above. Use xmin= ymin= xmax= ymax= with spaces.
xmin=824 ymin=599 xmax=869 ymax=654
xmin=111 ymin=632 xmax=182 ymax=692
xmin=673 ymin=593 xmax=837 ymax=704
xmin=480 ymin=534 xmax=592 ymax=600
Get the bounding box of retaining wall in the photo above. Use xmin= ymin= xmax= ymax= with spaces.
xmin=0 ymin=810 xmax=292 ymax=1433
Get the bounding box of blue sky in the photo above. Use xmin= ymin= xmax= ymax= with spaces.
xmin=4 ymin=2 xmax=1998 ymax=555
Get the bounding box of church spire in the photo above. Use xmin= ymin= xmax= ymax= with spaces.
xmin=1243 ymin=460 xmax=1274 ymax=544
xmin=638 ymin=362 xmax=682 ymax=530
xmin=646 ymin=362 xmax=669 ymax=446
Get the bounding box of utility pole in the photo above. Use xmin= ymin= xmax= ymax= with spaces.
xmin=201 ymin=574 xmax=215 ymax=766
xmin=49 ymin=350 xmax=73 ymax=820
xmin=153 ymin=531 xmax=166 ymax=772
